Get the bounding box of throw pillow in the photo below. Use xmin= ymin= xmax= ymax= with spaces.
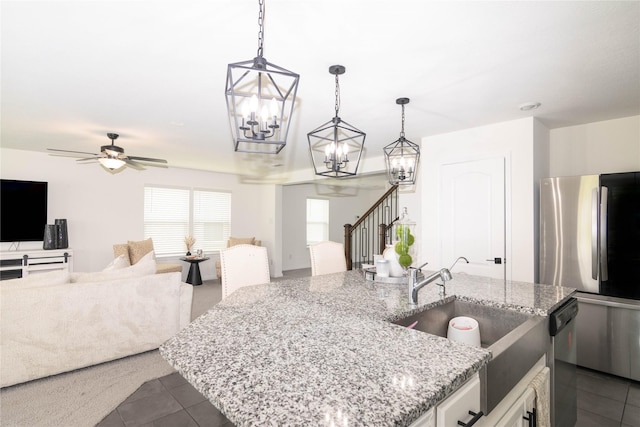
xmin=71 ymin=251 xmax=157 ymax=283
xmin=127 ymin=238 xmax=155 ymax=264
xmin=128 ymin=250 xmax=157 ymax=275
xmin=113 ymin=244 xmax=132 ymax=266
xmin=228 ymin=237 xmax=255 ymax=247
xmin=1 ymin=270 xmax=70 ymax=290
xmin=102 ymin=254 xmax=130 ymax=271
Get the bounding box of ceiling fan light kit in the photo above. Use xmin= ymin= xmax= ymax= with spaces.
xmin=383 ymin=98 xmax=420 ymax=185
xmin=99 ymin=157 xmax=126 ymax=171
xmin=307 ymin=65 xmax=366 ymax=179
xmin=98 ymin=133 xmax=126 ymax=170
xmin=225 ymin=0 xmax=300 ymax=154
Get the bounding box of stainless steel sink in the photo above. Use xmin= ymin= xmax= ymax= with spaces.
xmin=394 ymin=299 xmax=550 ymax=414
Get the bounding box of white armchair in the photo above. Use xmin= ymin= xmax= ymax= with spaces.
xmin=215 ymin=237 xmax=261 ymax=281
xmin=309 ymin=241 xmax=347 ymax=276
xmin=220 ymin=244 xmax=270 ymax=299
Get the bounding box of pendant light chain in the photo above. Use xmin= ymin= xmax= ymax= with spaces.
xmin=257 ymin=0 xmax=265 ymax=57
xmin=334 ymin=73 xmax=341 ymax=117
xmin=400 ymin=103 xmax=406 ymax=138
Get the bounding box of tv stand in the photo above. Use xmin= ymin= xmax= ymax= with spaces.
xmin=0 ymin=249 xmax=73 ymax=280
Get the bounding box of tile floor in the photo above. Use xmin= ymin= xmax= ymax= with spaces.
xmin=576 ymin=366 xmax=640 ymax=427
xmin=96 ymin=371 xmax=233 ymax=427
xmin=97 ymin=366 xmax=640 ymax=427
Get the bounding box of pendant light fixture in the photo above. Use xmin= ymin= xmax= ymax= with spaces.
xmin=225 ymin=0 xmax=300 ymax=154
xmin=307 ymin=65 xmax=365 ymax=178
xmin=383 ymin=98 xmax=420 ymax=185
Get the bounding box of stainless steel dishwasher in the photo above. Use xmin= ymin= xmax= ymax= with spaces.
xmin=549 ymin=297 xmax=579 ymax=427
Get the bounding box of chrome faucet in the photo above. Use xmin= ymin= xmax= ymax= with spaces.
xmin=408 ymin=257 xmax=469 ymax=304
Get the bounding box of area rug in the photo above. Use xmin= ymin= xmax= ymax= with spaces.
xmin=0 ymin=350 xmax=175 ymax=427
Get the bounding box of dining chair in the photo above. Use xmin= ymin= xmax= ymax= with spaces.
xmin=220 ymin=244 xmax=271 ymax=299
xmin=309 ymin=241 xmax=347 ymax=276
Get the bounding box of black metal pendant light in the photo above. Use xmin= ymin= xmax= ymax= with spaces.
xmin=225 ymin=0 xmax=300 ymax=154
xmin=307 ymin=65 xmax=365 ymax=178
xmin=383 ymin=98 xmax=420 ymax=185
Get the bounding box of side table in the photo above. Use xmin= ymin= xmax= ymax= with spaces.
xmin=180 ymin=256 xmax=210 ymax=286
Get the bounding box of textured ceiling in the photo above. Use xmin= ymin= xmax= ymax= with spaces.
xmin=2 ymin=0 xmax=639 ymax=182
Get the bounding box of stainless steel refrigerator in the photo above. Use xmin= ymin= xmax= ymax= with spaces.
xmin=540 ymin=172 xmax=640 ymax=381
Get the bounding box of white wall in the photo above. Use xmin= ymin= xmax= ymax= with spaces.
xmin=281 ymin=182 xmax=385 ymax=270
xmin=417 ymin=115 xmax=639 ymax=284
xmin=549 ymin=115 xmax=640 ymax=177
xmin=420 ymin=117 xmax=546 ymax=282
xmin=0 ymin=148 xmax=280 ymax=280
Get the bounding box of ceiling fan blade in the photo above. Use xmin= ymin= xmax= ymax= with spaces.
xmin=75 ymin=157 xmax=100 ymax=162
xmin=124 ymin=159 xmax=146 ymax=170
xmin=127 ymin=155 xmax=168 ymax=164
xmin=48 ymin=148 xmax=100 ymax=156
xmin=144 ymin=162 xmax=168 ymax=168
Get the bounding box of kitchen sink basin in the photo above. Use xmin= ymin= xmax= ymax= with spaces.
xmin=394 ymin=299 xmax=535 ymax=348
xmin=393 ymin=299 xmax=550 ymax=414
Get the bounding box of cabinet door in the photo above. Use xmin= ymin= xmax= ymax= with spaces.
xmin=494 ymin=388 xmax=536 ymax=427
xmin=521 ymin=388 xmax=536 ymax=427
xmin=494 ymin=397 xmax=525 ymax=427
xmin=436 ymin=374 xmax=481 ymax=427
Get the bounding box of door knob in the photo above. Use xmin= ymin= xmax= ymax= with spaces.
xmin=486 ymin=257 xmax=502 ymax=264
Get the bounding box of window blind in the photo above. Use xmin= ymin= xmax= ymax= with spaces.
xmin=144 ymin=186 xmax=231 ymax=255
xmin=193 ymin=190 xmax=231 ymax=251
xmin=306 ymin=198 xmax=329 ymax=245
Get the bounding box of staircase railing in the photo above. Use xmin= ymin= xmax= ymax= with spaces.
xmin=344 ymin=185 xmax=399 ymax=270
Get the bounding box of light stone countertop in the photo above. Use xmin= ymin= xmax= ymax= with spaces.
xmin=160 ymin=270 xmax=575 ymax=427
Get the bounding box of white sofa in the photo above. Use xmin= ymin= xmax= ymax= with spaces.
xmin=0 ymin=268 xmax=192 ymax=388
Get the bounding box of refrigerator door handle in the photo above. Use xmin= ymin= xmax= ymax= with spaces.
xmin=600 ymin=186 xmax=609 ymax=281
xmin=592 ymin=188 xmax=599 ymax=280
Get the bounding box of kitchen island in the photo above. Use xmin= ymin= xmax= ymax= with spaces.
xmin=160 ymin=270 xmax=575 ymax=426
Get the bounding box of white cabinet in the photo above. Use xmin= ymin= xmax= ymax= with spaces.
xmin=436 ymin=374 xmax=482 ymax=427
xmin=495 ymin=398 xmax=524 ymax=427
xmin=411 ymin=357 xmax=547 ymax=427
xmin=0 ymin=249 xmax=73 ymax=279
xmin=522 ymin=388 xmax=537 ymax=427
xmin=494 ymin=388 xmax=536 ymax=427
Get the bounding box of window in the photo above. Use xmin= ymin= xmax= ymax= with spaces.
xmin=144 ymin=186 xmax=231 ymax=256
xmin=306 ymin=198 xmax=329 ymax=245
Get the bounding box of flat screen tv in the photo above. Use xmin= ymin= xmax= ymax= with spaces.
xmin=1 ymin=179 xmax=48 ymax=242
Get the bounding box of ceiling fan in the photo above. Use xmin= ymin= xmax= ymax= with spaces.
xmin=48 ymin=133 xmax=168 ymax=171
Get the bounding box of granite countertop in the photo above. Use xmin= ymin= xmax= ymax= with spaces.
xmin=160 ymin=270 xmax=575 ymax=426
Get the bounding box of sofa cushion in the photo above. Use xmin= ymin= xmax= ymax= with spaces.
xmin=228 ymin=236 xmax=255 ymax=247
xmin=156 ymin=263 xmax=182 ymax=274
xmin=0 ymin=270 xmax=70 ymax=290
xmin=71 ymin=251 xmax=157 ymax=283
xmin=103 ymin=254 xmax=130 ymax=271
xmin=128 ymin=238 xmax=155 ymax=264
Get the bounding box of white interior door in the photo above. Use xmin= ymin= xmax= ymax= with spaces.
xmin=440 ymin=157 xmax=506 ymax=280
